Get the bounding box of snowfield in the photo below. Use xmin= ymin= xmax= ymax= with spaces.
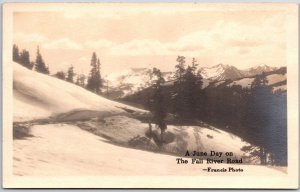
xmin=200 ymin=64 xmax=226 ymax=79
xmin=267 ymin=73 xmax=286 ymax=85
xmin=13 ymin=123 xmax=285 ymax=176
xmin=226 ymin=73 xmax=286 ymax=91
xmin=12 ymin=62 xmax=285 ymax=176
xmin=13 ymin=62 xmax=145 ymax=122
xmin=229 ymin=78 xmax=254 ymax=88
xmin=105 ymin=68 xmax=173 ymax=98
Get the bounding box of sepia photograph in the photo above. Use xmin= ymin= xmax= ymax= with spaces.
xmin=2 ymin=3 xmax=299 ymax=188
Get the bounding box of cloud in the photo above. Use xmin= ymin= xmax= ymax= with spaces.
xmin=228 ymin=40 xmax=267 ymax=47
xmin=87 ymin=17 xmax=284 ymax=59
xmin=105 ymin=32 xmax=208 ymax=56
xmin=42 ymin=38 xmax=83 ymax=50
xmin=14 ymin=32 xmax=48 ymax=43
xmin=85 ymin=39 xmax=115 ymax=49
xmin=238 ymin=48 xmax=250 ymax=55
xmin=108 ymin=39 xmax=171 ymax=56
xmin=78 ymin=56 xmax=89 ymax=62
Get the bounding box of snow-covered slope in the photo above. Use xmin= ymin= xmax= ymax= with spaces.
xmin=106 ymin=68 xmax=152 ymax=89
xmin=199 ymin=64 xmax=244 ymax=81
xmin=241 ymin=65 xmax=278 ymax=77
xmin=13 ymin=123 xmax=285 ymax=177
xmin=12 ymin=62 xmax=285 ymax=177
xmin=105 ymin=68 xmax=173 ymax=99
xmin=227 ymin=73 xmax=286 ymax=90
xmin=13 ymin=62 xmax=144 ymax=122
xmin=105 ymin=64 xmax=279 ymax=98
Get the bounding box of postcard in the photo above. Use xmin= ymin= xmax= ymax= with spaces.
xmin=2 ymin=3 xmax=299 ymax=188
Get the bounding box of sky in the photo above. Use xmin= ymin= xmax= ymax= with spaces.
xmin=13 ymin=4 xmax=288 ymax=76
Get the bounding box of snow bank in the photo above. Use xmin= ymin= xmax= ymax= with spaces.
xmin=13 ymin=62 xmax=145 ymax=122
xmin=267 ymin=74 xmax=286 ymax=85
xmin=168 ymin=125 xmax=248 ymax=158
xmin=227 ymin=74 xmax=286 ymax=89
xmin=229 ymin=77 xmax=254 ymax=88
xmin=13 ymin=123 xmax=285 ymax=176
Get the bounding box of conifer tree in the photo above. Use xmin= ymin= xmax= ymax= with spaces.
xmin=191 ymin=57 xmax=198 ymax=72
xmin=174 ymin=56 xmax=186 ymax=84
xmin=150 ymin=67 xmax=167 ymax=148
xmin=95 ymin=58 xmax=103 ymax=90
xmin=76 ymin=74 xmax=86 ymax=87
xmin=246 ymin=72 xmax=273 ymax=165
xmin=55 ymin=71 xmax=66 ymax=80
xmin=19 ymin=49 xmax=33 ymax=69
xmin=87 ymin=52 xmax=98 ymax=92
xmin=87 ymin=52 xmax=102 ymax=93
xmin=66 ymin=65 xmax=75 ymax=83
xmin=182 ymin=67 xmax=202 ymax=119
xmin=13 ymin=44 xmax=20 ymax=63
xmin=172 ymin=56 xmax=186 ymax=119
xmin=75 ymin=76 xmax=80 ymax=86
xmin=35 ymin=46 xmax=49 ymax=74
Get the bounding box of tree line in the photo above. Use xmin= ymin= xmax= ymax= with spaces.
xmin=13 ymin=44 xmax=287 ymax=166
xmin=13 ymin=44 xmax=103 ymax=95
xmin=126 ymin=56 xmax=287 ymax=166
xmin=13 ymin=44 xmax=49 ymax=74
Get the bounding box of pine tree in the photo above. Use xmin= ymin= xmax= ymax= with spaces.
xmin=172 ymin=56 xmax=187 ymax=119
xmin=75 ymin=76 xmax=80 ymax=86
xmin=87 ymin=53 xmax=102 ymax=94
xmin=13 ymin=44 xmax=20 ymax=62
xmin=174 ymin=56 xmax=186 ymax=84
xmin=245 ymin=72 xmax=273 ymax=165
xmin=150 ymin=67 xmax=167 ymax=148
xmin=35 ymin=46 xmax=49 ymax=74
xmin=19 ymin=49 xmax=33 ymax=69
xmin=251 ymin=72 xmax=269 ymax=90
xmin=182 ymin=67 xmax=202 ymax=119
xmin=180 ymin=58 xmax=203 ymax=120
xmin=191 ymin=57 xmax=198 ymax=72
xmin=55 ymin=71 xmax=66 ymax=80
xmin=95 ymin=58 xmax=103 ymax=91
xmin=75 ymin=74 xmax=86 ymax=87
xmin=66 ymin=65 xmax=74 ymax=83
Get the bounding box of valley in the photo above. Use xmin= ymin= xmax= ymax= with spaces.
xmin=12 ymin=61 xmax=286 ymax=176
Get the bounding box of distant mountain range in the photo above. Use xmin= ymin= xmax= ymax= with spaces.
xmin=104 ymin=68 xmax=173 ymax=99
xmin=208 ymin=67 xmax=286 ymax=92
xmin=104 ymin=64 xmax=283 ymax=99
xmin=199 ymin=64 xmax=278 ymax=81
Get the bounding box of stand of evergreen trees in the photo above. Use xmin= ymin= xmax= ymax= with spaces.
xmin=13 ymin=44 xmax=49 ymax=74
xmin=13 ymin=44 xmax=103 ymax=95
xmin=13 ymin=43 xmax=287 ymax=166
xmin=125 ymin=56 xmax=287 ymax=166
xmin=52 ymin=52 xmax=103 ymax=94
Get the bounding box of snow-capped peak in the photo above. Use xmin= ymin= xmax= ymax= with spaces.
xmin=242 ymin=64 xmax=278 ymax=77
xmin=105 ymin=68 xmax=173 ymax=99
xmin=199 ymin=64 xmax=242 ymax=81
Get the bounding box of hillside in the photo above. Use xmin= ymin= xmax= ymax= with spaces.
xmin=105 ymin=64 xmax=280 ymax=99
xmin=105 ymin=68 xmax=173 ymax=99
xmin=123 ymin=67 xmax=287 ymax=110
xmin=12 ymin=62 xmax=286 ymax=176
xmin=13 ymin=123 xmax=284 ymax=176
xmin=199 ymin=64 xmax=244 ymax=81
xmin=211 ymin=67 xmax=287 ymax=92
xmin=13 ymin=62 xmax=145 ymax=122
xmin=241 ymin=64 xmax=278 ymax=77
